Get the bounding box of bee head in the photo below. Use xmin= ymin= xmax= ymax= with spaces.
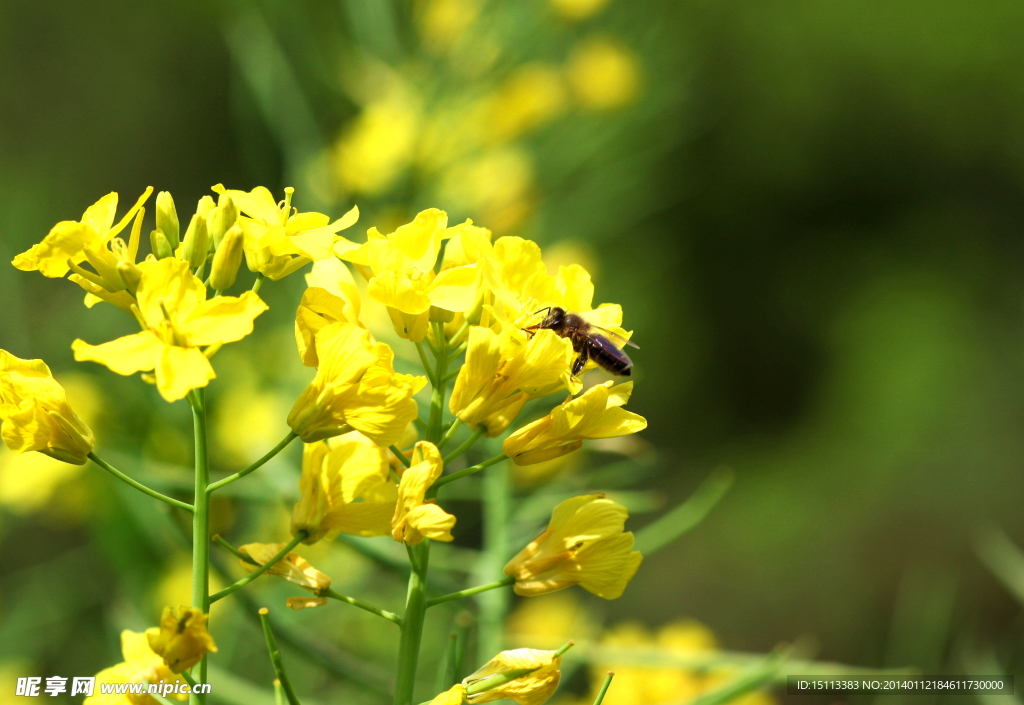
xmin=544 ymin=306 xmax=565 ymax=328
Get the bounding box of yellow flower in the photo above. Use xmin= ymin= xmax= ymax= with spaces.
xmin=440 ymin=220 xmax=493 ymax=271
xmin=566 ymin=37 xmax=641 ymax=110
xmin=449 ymin=327 xmax=573 ymax=435
xmin=391 ymin=441 xmax=456 ymax=545
xmin=0 ymin=351 xmax=95 ymax=464
xmin=291 ymin=433 xmax=397 ymax=543
xmin=288 ymin=322 xmax=425 ymax=445
xmin=504 ymin=494 xmax=642 ymax=599
xmin=503 ymin=382 xmax=646 ymax=465
xmin=333 ymin=89 xmax=420 ymax=196
xmin=71 ymin=258 xmax=268 ymax=402
xmin=12 ymin=188 xmax=152 ymax=279
xmin=294 ymin=286 xmax=362 ymax=368
xmin=238 ymin=542 xmax=332 ymax=609
xmin=428 ymin=684 xmax=467 ymax=705
xmin=463 ymin=648 xmax=562 ymax=705
xmin=145 ymin=606 xmax=218 ymax=674
xmin=483 ymin=65 xmax=566 ymax=143
xmin=341 ymin=209 xmax=479 ymax=342
xmin=214 ymin=184 xmax=359 ymax=280
xmin=84 ymin=630 xmax=188 ymax=704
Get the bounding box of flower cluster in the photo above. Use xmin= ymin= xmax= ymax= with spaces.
xmin=11 ymin=188 xmax=648 ymax=705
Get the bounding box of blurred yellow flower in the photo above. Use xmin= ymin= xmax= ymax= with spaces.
xmin=464 ymin=648 xmax=562 ymax=705
xmin=342 ymin=209 xmax=479 ymax=342
xmin=484 ymin=65 xmax=566 ymax=143
xmin=214 ymin=184 xmax=359 ymax=280
xmin=213 ymin=387 xmax=288 ymax=466
xmin=288 ymin=322 xmax=425 ymax=445
xmin=292 ymin=433 xmax=396 ymax=543
xmin=440 ymin=147 xmax=534 ymax=234
xmin=12 ymin=188 xmax=151 ymax=279
xmin=566 ymin=38 xmax=640 ymax=110
xmin=0 ymin=450 xmax=82 ymax=515
xmin=84 ymin=630 xmax=188 ymax=704
xmin=549 ymin=0 xmax=610 ymax=20
xmin=146 ymin=606 xmax=218 ymax=674
xmin=0 ymin=351 xmax=95 ymax=464
xmin=428 ymin=684 xmax=466 ymax=705
xmin=440 ymin=220 xmax=493 ymax=271
xmin=449 ymin=327 xmax=572 ymax=434
xmin=239 ymin=542 xmax=332 ymax=609
xmin=392 ymin=441 xmax=456 ymax=545
xmin=418 ymin=0 xmax=479 ymax=51
xmin=334 ymin=93 xmax=420 ymax=196
xmin=503 ymin=381 xmax=646 ymax=465
xmin=505 ymin=592 xmax=592 ymax=649
xmin=504 ymin=494 xmax=642 ymax=599
xmin=72 ymin=258 xmax=268 ymax=402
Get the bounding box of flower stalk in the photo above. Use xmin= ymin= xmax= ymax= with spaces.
xmin=425 ymin=576 xmax=515 ymax=608
xmin=210 ymin=533 xmax=307 ymax=603
xmin=189 ymin=388 xmax=210 ymax=703
xmin=259 ymin=608 xmax=302 ymax=705
xmin=206 ymin=431 xmax=298 ymax=494
xmin=88 ymin=452 xmax=194 ymax=513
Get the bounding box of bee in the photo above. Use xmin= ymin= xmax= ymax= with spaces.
xmin=527 ymin=306 xmax=638 ymax=377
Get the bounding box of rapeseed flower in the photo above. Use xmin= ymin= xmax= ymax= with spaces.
xmin=214 ymin=185 xmax=359 ymax=280
xmin=146 ymin=606 xmax=218 ymax=674
xmin=84 ymin=630 xmax=188 ymax=704
xmin=449 ymin=326 xmax=573 ymax=435
xmin=238 ymin=542 xmax=332 ymax=610
xmin=503 ymin=382 xmax=646 ymax=465
xmin=464 ymin=648 xmax=562 ymax=705
xmin=504 ymin=494 xmax=642 ymax=599
xmin=566 ymin=38 xmax=641 ymax=110
xmin=428 ymin=684 xmax=466 ymax=705
xmin=549 ymin=0 xmax=611 ymax=20
xmin=0 ymin=351 xmax=95 ymax=464
xmin=294 ymin=286 xmax=362 ymax=368
xmin=12 ymin=187 xmax=152 ymax=280
xmin=341 ymin=209 xmax=479 ymax=342
xmin=291 ymin=433 xmax=396 ymax=544
xmin=287 ymin=322 xmax=425 ymax=445
xmin=72 ymin=258 xmax=267 ymax=402
xmin=391 ymin=441 xmax=456 ymax=545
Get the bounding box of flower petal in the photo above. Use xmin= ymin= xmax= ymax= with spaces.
xmin=155 ymin=346 xmax=215 ymax=402
xmin=72 ymin=332 xmax=164 ymax=376
xmin=180 ymin=291 xmax=268 ymax=346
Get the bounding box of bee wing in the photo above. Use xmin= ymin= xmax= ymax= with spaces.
xmin=589 ymin=334 xmax=635 ymax=366
xmin=577 ymin=312 xmax=640 ymax=349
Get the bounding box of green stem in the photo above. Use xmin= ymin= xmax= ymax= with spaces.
xmin=441 ymin=428 xmax=484 ymax=466
xmin=212 ymin=534 xmax=258 ymax=565
xmin=451 ymin=319 xmax=470 ymax=345
xmin=274 ymin=680 xmax=285 ymax=705
xmin=426 ymin=576 xmax=514 ymax=608
xmin=259 ymin=608 xmax=302 ymax=705
xmin=476 ymin=462 xmax=511 ymax=658
xmin=442 ymin=634 xmax=459 ymax=691
xmin=593 ymin=672 xmax=615 ymax=705
xmin=391 ymin=445 xmax=412 ymax=468
xmin=207 ymin=431 xmax=298 ymax=494
xmin=449 ymin=340 xmax=467 ymax=358
xmin=415 ymin=342 xmax=436 ymax=386
xmin=441 ymin=369 xmax=460 ymax=384
xmin=189 ymin=388 xmax=211 ymax=704
xmin=87 ymin=452 xmax=194 ymax=513
xmin=427 ymin=322 xmax=449 ymax=443
xmin=209 ymin=532 xmax=307 ymax=603
xmin=181 ymin=670 xmax=199 ymax=690
xmin=252 ymin=272 xmax=265 ymax=293
xmin=437 ymin=418 xmax=463 ymax=450
xmin=433 ymin=453 xmax=506 ymax=489
xmin=325 ymin=588 xmax=402 ymax=625
xmin=465 ymin=641 xmax=575 ymax=696
xmin=634 ymin=467 xmax=734 ymax=556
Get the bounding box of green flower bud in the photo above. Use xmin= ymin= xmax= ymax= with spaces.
xmin=156 ymin=192 xmax=180 ymax=249
xmin=209 ymin=224 xmax=245 ymax=291
xmin=429 ymin=305 xmax=455 ymax=323
xmin=182 ymin=197 xmax=214 ymax=269
xmin=206 ymin=193 xmax=239 ymax=249
xmin=150 ymin=229 xmax=174 ymax=260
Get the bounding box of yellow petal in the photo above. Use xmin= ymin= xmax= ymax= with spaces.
xmin=81 ymin=192 xmax=119 ymax=239
xmin=224 ymin=186 xmax=280 ymax=224
xmin=427 ymin=264 xmax=479 ymax=312
xmin=136 ymin=258 xmax=206 ymax=328
xmin=72 ymin=332 xmax=164 ymax=376
xmin=155 ymin=346 xmax=215 ymax=402
xmin=405 ymin=502 xmax=456 ymax=544
xmin=12 ymin=222 xmax=98 ymax=278
xmin=429 ymin=684 xmax=466 ymax=705
xmin=390 ymin=208 xmax=449 ymax=272
xmin=179 ymin=291 xmax=268 ymax=346
xmin=368 ymin=270 xmax=432 ymax=314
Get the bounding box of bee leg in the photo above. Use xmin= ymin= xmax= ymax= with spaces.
xmin=571 ymin=347 xmax=589 ymax=377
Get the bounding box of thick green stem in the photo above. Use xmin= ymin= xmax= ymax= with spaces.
xmin=259 ymin=608 xmax=301 ymax=705
xmin=394 ymin=541 xmax=431 ymax=705
xmin=189 ymin=389 xmax=211 ymax=703
xmin=426 ymin=576 xmax=515 ymax=608
xmin=476 ymin=463 xmax=511 ymax=658
xmin=87 ymin=452 xmax=193 ymax=513
xmin=207 ymin=431 xmax=298 ymax=494
xmin=210 ymin=532 xmax=306 ymax=603
xmin=252 ymin=273 xmax=265 ymax=293
xmin=427 ymin=323 xmax=449 ymax=443
xmin=325 ymin=588 xmax=402 ymax=624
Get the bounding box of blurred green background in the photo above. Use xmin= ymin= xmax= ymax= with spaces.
xmin=2 ymin=0 xmax=1024 ymax=703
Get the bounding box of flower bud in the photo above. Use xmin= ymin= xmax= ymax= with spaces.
xmin=117 ymin=260 xmax=143 ymax=293
xmin=208 ymin=224 xmax=244 ymax=291
xmin=150 ymin=229 xmax=174 ymax=260
xmin=182 ymin=199 xmax=212 ymax=269
xmin=156 ymin=191 xmax=180 ymax=249
xmin=206 ymin=193 xmax=239 ymax=249
xmin=146 ymin=606 xmax=218 ymax=674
